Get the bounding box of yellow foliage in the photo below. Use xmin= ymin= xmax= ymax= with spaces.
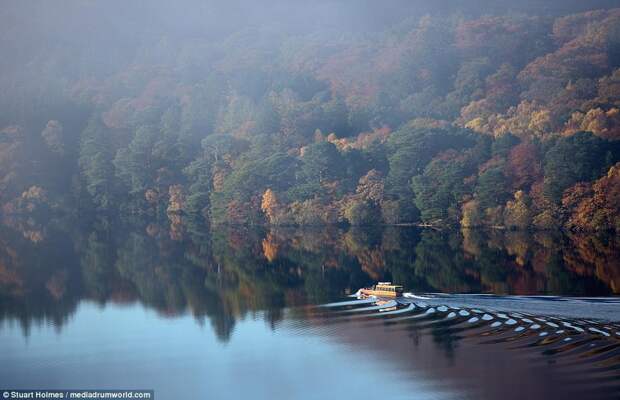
xmin=460 ymin=200 xmax=482 ymax=227
xmin=465 ymin=117 xmax=486 ymax=133
xmin=564 ymin=107 xmax=620 ymax=140
xmin=528 ymin=109 xmax=552 ymax=135
xmin=261 ymin=188 xmax=279 ymax=224
xmin=167 ymin=184 xmax=185 ymax=213
xmin=21 ymin=186 xmax=46 ymax=201
xmin=504 ymin=190 xmax=531 ymax=228
xmin=461 ymin=100 xmax=556 ymax=139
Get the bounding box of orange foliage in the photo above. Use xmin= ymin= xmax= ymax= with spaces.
xmin=563 ymin=234 xmax=620 ymax=293
xmin=0 ymin=262 xmax=24 ymax=296
xmin=563 ymin=163 xmax=620 ymax=231
xmin=46 ymin=270 xmax=68 ymax=300
xmin=520 ymin=10 xmax=620 ymax=87
xmin=356 ymin=169 xmax=384 ymax=204
xmin=168 ymin=213 xmax=184 ymax=241
xmin=262 ymin=232 xmax=279 ymax=262
xmin=167 ymin=184 xmax=185 ymax=214
xmin=505 ymin=141 xmax=542 ymax=190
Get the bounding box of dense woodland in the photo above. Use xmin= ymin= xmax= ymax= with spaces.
xmin=2 ymin=1 xmax=620 ymax=231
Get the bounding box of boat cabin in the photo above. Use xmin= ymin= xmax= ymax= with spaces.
xmin=360 ymin=282 xmax=404 ymax=297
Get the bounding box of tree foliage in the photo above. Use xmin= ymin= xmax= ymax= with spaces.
xmin=2 ymin=4 xmax=620 ymax=231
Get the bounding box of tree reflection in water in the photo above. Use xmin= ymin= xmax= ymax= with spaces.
xmin=0 ymin=216 xmax=618 ymax=341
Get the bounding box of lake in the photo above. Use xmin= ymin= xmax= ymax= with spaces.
xmin=1 ymin=222 xmax=619 ymax=399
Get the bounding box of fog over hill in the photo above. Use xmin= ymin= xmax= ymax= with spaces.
xmin=1 ymin=0 xmax=620 ymax=232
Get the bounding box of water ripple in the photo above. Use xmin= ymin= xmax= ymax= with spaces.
xmin=296 ymin=292 xmax=620 ymax=390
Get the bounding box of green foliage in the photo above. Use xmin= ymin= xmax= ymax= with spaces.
xmin=201 ymin=134 xmax=249 ymax=163
xmin=385 ymin=127 xmax=476 ymax=221
xmin=386 ymin=127 xmax=474 ymax=194
xmin=543 ymin=132 xmax=619 ymax=202
xmin=3 ymin=4 xmax=620 ymax=231
xmin=492 ymin=133 xmax=520 ymax=157
xmin=300 ymin=141 xmax=344 ymax=184
xmin=412 ymin=150 xmax=476 ymax=223
xmin=78 ymin=119 xmax=115 ymax=211
xmin=343 ymin=200 xmax=381 ymax=226
xmin=210 ymin=152 xmax=299 ymax=224
xmin=184 ymin=158 xmax=212 ymax=216
xmin=476 ymin=166 xmax=510 ymax=208
xmin=113 ymin=126 xmax=160 ymax=195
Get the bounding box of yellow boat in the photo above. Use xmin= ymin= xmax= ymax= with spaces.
xmin=359 ymin=282 xmax=404 ymax=298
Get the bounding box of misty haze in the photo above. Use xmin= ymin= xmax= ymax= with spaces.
xmin=1 ymin=1 xmax=620 ymax=399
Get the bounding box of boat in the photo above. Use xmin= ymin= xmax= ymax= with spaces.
xmin=359 ymin=282 xmax=404 ymax=298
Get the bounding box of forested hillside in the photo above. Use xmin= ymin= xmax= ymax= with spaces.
xmin=2 ymin=1 xmax=620 ymax=231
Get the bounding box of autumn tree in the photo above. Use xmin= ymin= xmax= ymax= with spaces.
xmin=261 ymin=188 xmax=283 ymax=225
xmin=504 ymin=190 xmax=532 ymax=229
xmin=505 ymin=141 xmax=542 ymax=190
xmin=356 ymin=169 xmax=384 ymax=204
xmin=563 ymin=162 xmax=620 ymax=231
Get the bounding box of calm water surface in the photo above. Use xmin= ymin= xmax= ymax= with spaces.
xmin=1 ymin=223 xmax=619 ymax=399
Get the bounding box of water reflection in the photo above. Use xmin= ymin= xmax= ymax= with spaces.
xmin=1 ymin=219 xmax=619 ymax=399
xmin=297 ymin=295 xmax=620 ymax=400
xmin=0 ymin=220 xmax=618 ymax=340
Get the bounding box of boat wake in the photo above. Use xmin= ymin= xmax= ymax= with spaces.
xmin=278 ymin=292 xmax=620 ymax=399
xmin=308 ymin=292 xmax=620 ymax=389
xmin=341 ymin=291 xmax=620 ymax=321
